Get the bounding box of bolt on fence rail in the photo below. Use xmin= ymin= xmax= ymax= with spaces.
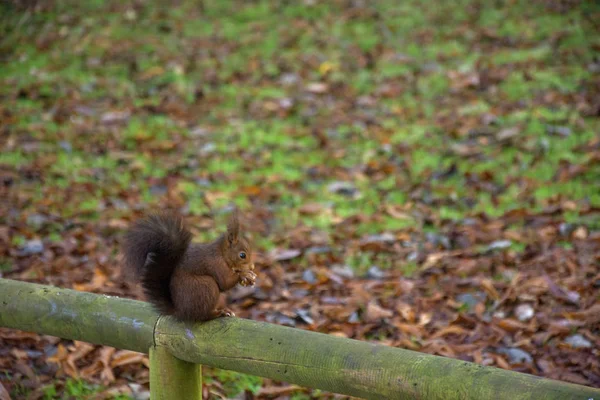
xmin=0 ymin=279 xmax=598 ymax=400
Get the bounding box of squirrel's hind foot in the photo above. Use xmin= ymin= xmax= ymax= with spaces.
xmin=215 ymin=308 xmax=236 ymax=318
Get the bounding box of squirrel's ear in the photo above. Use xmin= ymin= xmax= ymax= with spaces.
xmin=226 ymin=209 xmax=240 ymax=245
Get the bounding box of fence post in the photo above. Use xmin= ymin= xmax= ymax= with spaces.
xmin=149 ymin=345 xmax=203 ymax=400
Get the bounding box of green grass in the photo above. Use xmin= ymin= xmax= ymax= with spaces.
xmin=35 ymin=378 xmax=131 ymax=400
xmin=204 ymin=369 xmax=263 ymax=397
xmin=1 ymin=0 xmax=597 ymax=233
xmin=1 ymin=0 xmax=596 ymax=271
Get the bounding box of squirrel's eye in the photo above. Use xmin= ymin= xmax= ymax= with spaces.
xmin=239 ymin=252 xmax=246 ymax=259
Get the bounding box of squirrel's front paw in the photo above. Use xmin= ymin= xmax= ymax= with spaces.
xmin=239 ymin=270 xmax=257 ymax=287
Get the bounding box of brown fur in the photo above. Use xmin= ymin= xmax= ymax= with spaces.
xmin=121 ymin=211 xmax=255 ymax=322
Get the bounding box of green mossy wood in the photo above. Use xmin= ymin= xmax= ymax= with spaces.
xmin=0 ymin=279 xmax=598 ymax=400
xmin=0 ymin=278 xmax=156 ymax=353
xmin=149 ymin=344 xmax=202 ymax=400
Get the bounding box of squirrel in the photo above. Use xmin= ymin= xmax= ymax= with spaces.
xmin=121 ymin=211 xmax=256 ymax=322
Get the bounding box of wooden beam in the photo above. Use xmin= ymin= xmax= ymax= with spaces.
xmin=1 ymin=279 xmax=598 ymax=400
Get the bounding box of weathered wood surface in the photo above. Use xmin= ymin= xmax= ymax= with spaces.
xmin=1 ymin=279 xmax=599 ymax=399
xmin=0 ymin=278 xmax=156 ymax=352
xmin=150 ymin=344 xmax=202 ymax=400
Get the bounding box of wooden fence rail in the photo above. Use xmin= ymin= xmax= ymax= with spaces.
xmin=0 ymin=279 xmax=598 ymax=399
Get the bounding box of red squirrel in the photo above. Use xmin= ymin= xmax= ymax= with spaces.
xmin=121 ymin=211 xmax=256 ymax=322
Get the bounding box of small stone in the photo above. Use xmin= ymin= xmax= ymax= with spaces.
xmin=129 ymin=383 xmax=151 ymax=400
xmin=348 ymin=311 xmax=360 ymax=323
xmin=129 ymin=383 xmax=142 ymax=393
xmin=295 ymin=309 xmax=314 ymax=325
xmin=26 ymin=214 xmax=48 ymax=228
xmin=328 ymin=273 xmax=344 ymax=285
xmin=112 ymin=198 xmax=129 ymax=210
xmin=564 ymin=334 xmax=592 ymax=349
xmin=546 ymin=125 xmax=572 ymax=137
xmin=199 ymin=142 xmax=216 ymax=155
xmin=305 ymin=246 xmax=331 ymax=254
xmin=330 ymin=264 xmax=354 ymax=279
xmin=558 ymin=223 xmax=575 ymax=237
xmin=194 ymin=178 xmax=211 ymax=187
xmin=514 ymin=304 xmax=535 ymax=322
xmin=498 ymin=347 xmax=533 ymax=364
xmin=270 ymin=248 xmax=301 ymax=261
xmin=302 ymin=269 xmax=317 ymax=284
xmin=502 ymin=269 xmax=518 ymax=281
xmin=481 ymin=113 xmax=498 ymax=126
xmin=25 ymin=350 xmax=43 ymax=358
xmin=100 ymin=110 xmax=130 ymax=124
xmin=22 ymin=239 xmax=44 ymax=255
xmin=321 ymin=296 xmax=344 ymax=305
xmin=59 ymin=141 xmax=73 ymax=152
xmin=380 ymin=143 xmax=393 ymax=153
xmin=327 ymin=181 xmax=358 ymax=197
xmin=74 ymin=105 xmax=97 ymax=117
xmin=275 ymin=314 xmax=296 ymax=327
xmin=356 ymin=96 xmax=376 ymax=107
xmin=421 ymin=62 xmax=441 ymax=72
xmin=279 ymin=98 xmax=294 ymax=109
xmin=487 ymin=240 xmax=512 ymax=251
xmin=425 ymin=232 xmax=451 ymax=249
xmin=280 ymin=73 xmax=299 ymax=86
xmin=134 ymin=391 xmax=151 ymax=400
xmin=564 ymin=289 xmax=581 ymax=305
xmin=496 ymin=127 xmax=520 ymax=141
xmin=361 ymin=233 xmax=396 ymax=245
xmin=190 ymin=126 xmax=211 ymax=137
xmin=456 ymin=292 xmax=485 ymax=312
xmin=392 ymin=53 xmax=414 ymax=63
xmin=265 ymin=312 xmax=296 ymax=327
xmin=290 ymin=289 xmax=309 ymax=299
xmin=252 ymin=289 xmax=269 ymax=300
xmin=305 ymin=82 xmax=329 ymax=94
xmin=406 ymin=251 xmax=419 ymax=262
xmin=325 ymin=128 xmax=340 ymax=139
xmin=150 ymin=184 xmax=168 ymax=196
xmin=366 ymin=266 xmax=385 ymax=279
xmin=456 ymin=293 xmax=479 ymax=312
xmin=21 ymin=141 xmax=40 ymax=152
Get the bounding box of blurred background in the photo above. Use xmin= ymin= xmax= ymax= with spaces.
xmin=1 ymin=0 xmax=599 ymax=398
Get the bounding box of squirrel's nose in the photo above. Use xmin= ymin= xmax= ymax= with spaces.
xmin=249 ymin=263 xmax=255 ymax=270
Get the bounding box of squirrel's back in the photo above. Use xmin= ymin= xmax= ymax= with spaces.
xmin=122 ymin=213 xmax=192 ymax=313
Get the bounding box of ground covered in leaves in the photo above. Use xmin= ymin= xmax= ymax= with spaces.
xmin=1 ymin=0 xmax=599 ymax=398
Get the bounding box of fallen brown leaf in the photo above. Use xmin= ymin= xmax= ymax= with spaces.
xmin=110 ymin=350 xmax=146 ymax=368
xmin=480 ymin=278 xmax=500 ymax=301
xmin=364 ymin=301 xmax=393 ymax=322
xmin=431 ymin=325 xmax=469 ymax=339
xmin=496 ymin=318 xmax=531 ymax=333
xmin=0 ymin=380 xmax=11 ymax=400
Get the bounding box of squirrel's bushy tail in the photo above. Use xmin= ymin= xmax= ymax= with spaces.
xmin=122 ymin=213 xmax=192 ymax=313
